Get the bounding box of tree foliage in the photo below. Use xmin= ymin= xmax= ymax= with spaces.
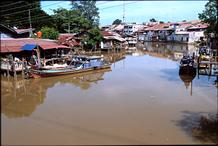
xmin=0 ymin=1 xmax=102 ymax=50
xmin=70 ymin=1 xmax=102 ymax=50
xmin=83 ymin=27 xmax=103 ymax=50
xmin=0 ymin=1 xmax=54 ymax=30
xmin=149 ymin=18 xmax=157 ymax=22
xmin=52 ymin=8 xmax=91 ymax=33
xmin=198 ymin=0 xmax=218 ymax=34
xmin=71 ymin=0 xmax=99 ymax=27
xmin=112 ymin=19 xmax=122 ymax=25
xmin=40 ymin=27 xmax=59 ymax=40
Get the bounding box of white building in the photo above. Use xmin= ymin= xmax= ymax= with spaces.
xmin=123 ymin=23 xmax=144 ymax=36
xmin=167 ymin=30 xmax=205 ymax=43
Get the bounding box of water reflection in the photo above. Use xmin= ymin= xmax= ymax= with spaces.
xmin=1 ymin=42 xmax=217 ymax=145
xmin=125 ymin=42 xmax=198 ymax=62
xmin=179 ymin=74 xmax=196 ymax=96
xmin=1 ymin=68 xmax=111 ymax=118
xmin=143 ymin=42 xmax=198 ymax=61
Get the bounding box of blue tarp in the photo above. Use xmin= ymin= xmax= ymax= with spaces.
xmin=20 ymin=44 xmax=37 ymax=51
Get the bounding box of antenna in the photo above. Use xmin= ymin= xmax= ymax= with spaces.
xmin=123 ymin=1 xmax=125 ymax=24
xmin=28 ymin=9 xmax=33 ymax=37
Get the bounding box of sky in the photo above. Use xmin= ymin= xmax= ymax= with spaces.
xmin=41 ymin=0 xmax=208 ymax=26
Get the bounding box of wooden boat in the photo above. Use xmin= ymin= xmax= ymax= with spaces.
xmin=28 ymin=55 xmax=111 ymax=78
xmin=179 ymin=55 xmax=196 ymax=76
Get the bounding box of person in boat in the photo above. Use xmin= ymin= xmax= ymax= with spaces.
xmin=180 ymin=54 xmax=194 ymax=66
xmin=28 ymin=52 xmax=39 ymax=68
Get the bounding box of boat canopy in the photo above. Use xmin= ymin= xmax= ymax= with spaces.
xmin=73 ymin=55 xmax=102 ymax=60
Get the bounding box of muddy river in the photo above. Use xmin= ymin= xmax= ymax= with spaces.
xmin=1 ymin=42 xmax=217 ymax=145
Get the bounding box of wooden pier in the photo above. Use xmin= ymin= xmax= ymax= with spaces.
xmin=197 ymin=49 xmax=218 ymax=78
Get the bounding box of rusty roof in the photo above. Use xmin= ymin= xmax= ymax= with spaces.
xmin=1 ymin=38 xmax=70 ymax=53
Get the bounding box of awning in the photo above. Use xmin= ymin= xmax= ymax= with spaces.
xmin=20 ymin=44 xmax=37 ymax=51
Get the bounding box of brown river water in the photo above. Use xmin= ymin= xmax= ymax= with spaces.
xmin=1 ymin=42 xmax=217 ymax=145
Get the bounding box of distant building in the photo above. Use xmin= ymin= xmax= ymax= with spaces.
xmin=100 ymin=31 xmax=126 ymax=51
xmin=144 ymin=23 xmax=174 ymax=41
xmin=144 ymin=20 xmax=208 ymax=43
xmin=113 ymin=24 xmax=124 ymax=35
xmin=167 ymin=22 xmax=208 ymax=43
xmin=123 ymin=23 xmax=144 ymax=36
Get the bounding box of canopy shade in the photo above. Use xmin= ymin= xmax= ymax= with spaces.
xmin=20 ymin=44 xmax=37 ymax=51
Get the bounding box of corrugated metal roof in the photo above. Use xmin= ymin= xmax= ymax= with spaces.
xmin=58 ymin=34 xmax=81 ymax=47
xmin=1 ymin=38 xmax=70 ymax=53
xmin=14 ymin=28 xmax=35 ymax=34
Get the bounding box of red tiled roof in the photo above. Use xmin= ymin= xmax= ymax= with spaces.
xmin=178 ymin=23 xmax=193 ymax=29
xmin=1 ymin=38 xmax=70 ymax=53
xmin=101 ymin=31 xmax=113 ymax=36
xmin=187 ymin=23 xmax=208 ymax=30
xmin=145 ymin=23 xmax=172 ymax=31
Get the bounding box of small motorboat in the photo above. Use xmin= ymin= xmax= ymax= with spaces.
xmin=179 ymin=55 xmax=196 ymax=76
xmin=27 ymin=55 xmax=111 ymax=78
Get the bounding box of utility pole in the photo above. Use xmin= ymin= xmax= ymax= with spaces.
xmin=68 ymin=22 xmax=70 ymax=34
xmin=28 ymin=9 xmax=33 ymax=37
xmin=123 ymin=1 xmax=125 ymax=24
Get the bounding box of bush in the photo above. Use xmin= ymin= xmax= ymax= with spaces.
xmin=40 ymin=27 xmax=59 ymax=40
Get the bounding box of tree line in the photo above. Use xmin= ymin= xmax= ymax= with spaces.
xmin=0 ymin=0 xmax=102 ymax=50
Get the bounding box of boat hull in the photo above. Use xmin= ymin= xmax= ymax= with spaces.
xmin=29 ymin=65 xmax=111 ymax=78
xmin=179 ymin=65 xmax=196 ymax=76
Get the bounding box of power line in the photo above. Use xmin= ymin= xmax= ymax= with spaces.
xmin=6 ymin=16 xmax=53 ymax=27
xmin=1 ymin=1 xmax=40 ymax=13
xmin=5 ymin=15 xmax=52 ymax=26
xmin=5 ymin=12 xmax=50 ymax=24
xmin=16 ymin=16 xmax=54 ymax=26
xmin=4 ymin=1 xmax=114 ymax=24
xmin=96 ymin=1 xmax=112 ymax=6
xmin=99 ymin=1 xmax=138 ymax=11
xmin=5 ymin=1 xmax=140 ymax=26
xmin=0 ymin=1 xmax=24 ymax=8
xmin=1 ymin=1 xmax=63 ymax=17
